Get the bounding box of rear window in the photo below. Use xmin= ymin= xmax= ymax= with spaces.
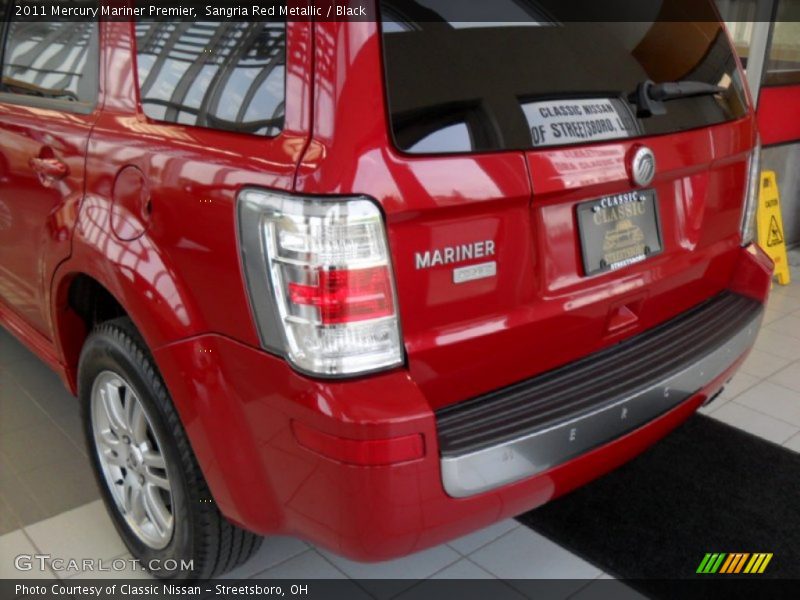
xmin=379 ymin=0 xmax=749 ymax=154
xmin=134 ymin=21 xmax=286 ymax=137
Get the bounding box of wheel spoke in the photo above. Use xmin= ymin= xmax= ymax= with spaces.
xmin=145 ymin=469 xmax=171 ymax=492
xmin=129 ymin=483 xmax=146 ymax=524
xmin=129 ymin=399 xmax=148 ymax=445
xmin=98 ymin=427 xmax=122 ymax=449
xmin=101 ymin=381 xmax=127 ymax=435
xmin=142 ymin=448 xmax=166 ymax=470
xmin=143 ymin=484 xmax=172 ymax=535
xmin=120 ymin=476 xmax=134 ymax=513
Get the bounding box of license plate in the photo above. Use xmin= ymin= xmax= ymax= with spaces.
xmin=576 ymin=189 xmax=662 ymax=276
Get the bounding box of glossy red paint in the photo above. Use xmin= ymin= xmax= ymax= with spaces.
xmin=0 ymin=100 xmax=100 ymax=338
xmin=50 ymin=20 xmax=313 ymax=379
xmin=291 ymin=422 xmax=426 ymax=466
xmin=109 ymin=165 xmax=150 ymax=241
xmin=757 ymin=85 xmax=800 ymax=147
xmin=152 ymin=244 xmax=768 ymax=560
xmin=0 ymin=15 xmax=769 ymax=561
xmin=296 ymin=21 xmax=759 ymax=408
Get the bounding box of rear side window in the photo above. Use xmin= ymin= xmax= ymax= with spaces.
xmin=0 ymin=19 xmax=99 ymax=108
xmin=379 ymin=0 xmax=749 ymax=154
xmin=135 ymin=22 xmax=286 ymax=137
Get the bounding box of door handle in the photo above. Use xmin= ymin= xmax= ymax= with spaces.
xmin=29 ymin=157 xmax=68 ymax=180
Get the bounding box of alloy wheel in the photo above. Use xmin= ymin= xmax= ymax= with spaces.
xmin=90 ymin=371 xmax=174 ymax=549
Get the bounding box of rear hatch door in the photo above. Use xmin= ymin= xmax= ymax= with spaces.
xmin=375 ymin=2 xmax=755 ymax=408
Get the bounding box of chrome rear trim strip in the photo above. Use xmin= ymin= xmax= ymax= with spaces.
xmin=440 ymin=308 xmax=762 ymax=498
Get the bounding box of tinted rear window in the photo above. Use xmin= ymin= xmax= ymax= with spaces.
xmin=379 ymin=0 xmax=748 ymax=154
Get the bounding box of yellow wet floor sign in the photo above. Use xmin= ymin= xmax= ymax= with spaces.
xmin=757 ymin=171 xmax=791 ymax=285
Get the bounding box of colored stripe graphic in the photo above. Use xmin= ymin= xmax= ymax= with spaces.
xmin=722 ymin=553 xmax=749 ymax=574
xmin=735 ymin=553 xmax=750 ymax=573
xmin=759 ymin=554 xmax=773 ymax=573
xmin=719 ymin=554 xmax=735 ymax=574
xmin=744 ymin=554 xmax=760 ymax=573
xmin=711 ymin=553 xmax=726 ymax=573
xmin=697 ymin=554 xmax=713 ymax=573
xmin=697 ymin=553 xmax=727 ymax=574
xmin=699 ymin=553 xmax=773 ymax=574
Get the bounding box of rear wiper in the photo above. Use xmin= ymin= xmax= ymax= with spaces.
xmin=628 ymin=79 xmax=725 ymax=118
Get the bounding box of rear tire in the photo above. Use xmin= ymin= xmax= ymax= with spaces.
xmin=79 ymin=318 xmax=261 ymax=578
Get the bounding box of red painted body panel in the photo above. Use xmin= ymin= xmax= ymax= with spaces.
xmin=295 ymin=22 xmax=758 ymax=408
xmin=0 ymin=102 xmax=100 ymax=338
xmin=0 ymin=16 xmax=770 ymax=560
xmin=51 ymin=20 xmax=313 ymax=364
xmin=757 ymin=85 xmax=800 ymax=147
xmin=152 ymin=245 xmax=770 ymax=561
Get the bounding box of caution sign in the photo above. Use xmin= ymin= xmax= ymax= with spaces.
xmin=767 ymin=216 xmax=783 ymax=247
xmin=757 ymin=171 xmax=791 ymax=285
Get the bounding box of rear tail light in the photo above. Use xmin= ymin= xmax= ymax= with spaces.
xmin=740 ymin=137 xmax=762 ymax=246
xmin=287 ymin=267 xmax=395 ymax=325
xmin=238 ymin=190 xmax=403 ymax=376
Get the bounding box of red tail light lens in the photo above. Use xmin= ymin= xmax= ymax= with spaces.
xmin=288 ymin=267 xmax=395 ymax=325
xmin=237 ymin=190 xmax=403 ymax=376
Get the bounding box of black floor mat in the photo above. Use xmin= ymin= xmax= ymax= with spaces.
xmin=518 ymin=414 xmax=800 ymax=593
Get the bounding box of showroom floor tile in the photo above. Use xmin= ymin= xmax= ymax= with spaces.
xmin=221 ymin=535 xmax=310 ymax=579
xmin=708 ymin=401 xmax=799 ymax=444
xmin=0 ymin=259 xmax=798 ymax=584
xmin=428 ymin=558 xmax=495 ymax=580
xmin=467 ymin=528 xmax=602 ymax=581
xmin=0 ymin=530 xmax=56 ymax=580
xmin=25 ymin=501 xmax=127 ymax=565
xmin=738 ymin=347 xmax=792 ymax=379
xmin=785 ymin=433 xmax=800 ymax=453
xmin=256 ymin=550 xmax=350 ymax=580
xmin=447 ymin=519 xmax=521 ymax=556
xmin=0 ymin=329 xmax=99 ymax=535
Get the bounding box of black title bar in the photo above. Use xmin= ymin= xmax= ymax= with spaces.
xmin=2 ymin=0 xmax=799 ymax=22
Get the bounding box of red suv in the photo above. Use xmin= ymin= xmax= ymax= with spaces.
xmin=0 ymin=1 xmax=772 ymax=578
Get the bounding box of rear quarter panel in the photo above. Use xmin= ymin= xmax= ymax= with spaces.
xmin=54 ymin=20 xmax=313 ymax=358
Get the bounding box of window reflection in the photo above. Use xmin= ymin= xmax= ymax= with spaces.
xmin=1 ymin=21 xmax=98 ymax=104
xmin=135 ymin=21 xmax=286 ymax=136
xmin=765 ymin=2 xmax=800 ymax=86
xmin=717 ymin=0 xmax=758 ymax=68
xmin=381 ymin=0 xmax=747 ymax=154
xmin=408 ymin=121 xmax=472 ymax=153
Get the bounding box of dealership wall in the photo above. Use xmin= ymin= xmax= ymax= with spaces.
xmin=763 ymin=143 xmax=800 ymax=247
xmin=719 ymin=1 xmax=800 ymax=248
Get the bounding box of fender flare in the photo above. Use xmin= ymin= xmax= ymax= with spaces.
xmin=50 ymin=194 xmax=206 ymax=391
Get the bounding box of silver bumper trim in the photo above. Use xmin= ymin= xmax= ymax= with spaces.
xmin=440 ymin=308 xmax=763 ymax=498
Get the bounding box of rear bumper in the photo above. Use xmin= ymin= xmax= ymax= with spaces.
xmin=438 ymin=292 xmax=763 ymax=498
xmin=153 ymin=244 xmax=773 ymax=561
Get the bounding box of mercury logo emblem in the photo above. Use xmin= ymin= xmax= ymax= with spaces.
xmin=630 ymin=146 xmax=656 ymax=187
